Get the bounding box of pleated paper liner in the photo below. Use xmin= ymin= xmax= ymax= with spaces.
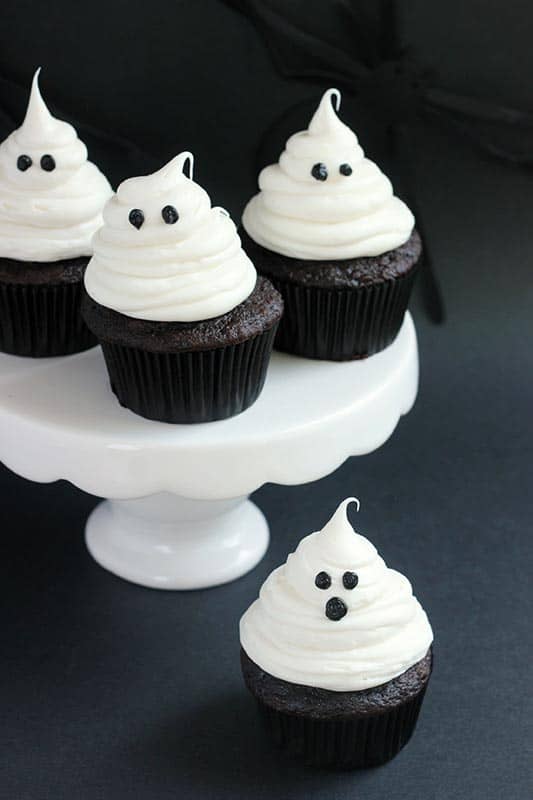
xmin=258 ymin=687 xmax=427 ymax=769
xmin=241 ymin=647 xmax=432 ymax=770
xmin=100 ymin=324 xmax=278 ymax=423
xmin=266 ymin=266 xmax=419 ymax=361
xmin=0 ymin=279 xmax=97 ymax=357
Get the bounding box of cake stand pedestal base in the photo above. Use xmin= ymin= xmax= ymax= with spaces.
xmin=85 ymin=493 xmax=268 ymax=590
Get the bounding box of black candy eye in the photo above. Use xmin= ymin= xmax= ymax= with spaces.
xmin=128 ymin=208 xmax=145 ymax=230
xmin=342 ymin=571 xmax=359 ymax=589
xmin=17 ymin=155 xmax=32 ymax=171
xmin=161 ymin=205 xmax=179 ymax=224
xmin=40 ymin=154 xmax=56 ymax=172
xmin=315 ymin=571 xmax=331 ymax=590
xmin=325 ymin=597 xmax=347 ymax=621
xmin=311 ymin=162 xmax=328 ymax=181
xmin=339 ymin=163 xmax=352 ymax=176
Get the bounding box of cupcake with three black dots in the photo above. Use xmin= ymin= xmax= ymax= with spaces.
xmin=82 ymin=151 xmax=283 ymax=423
xmin=241 ymin=88 xmax=421 ymax=360
xmin=0 ymin=69 xmax=112 ymax=357
xmin=240 ymin=498 xmax=434 ymax=769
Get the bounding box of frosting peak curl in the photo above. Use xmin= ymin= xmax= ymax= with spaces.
xmin=0 ymin=69 xmax=112 ymax=261
xmin=85 ymin=152 xmax=257 ymax=322
xmin=242 ymin=88 xmax=414 ymax=260
xmin=240 ymin=498 xmax=433 ymax=692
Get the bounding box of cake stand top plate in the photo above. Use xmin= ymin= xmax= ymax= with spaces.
xmin=0 ymin=313 xmax=418 ymax=500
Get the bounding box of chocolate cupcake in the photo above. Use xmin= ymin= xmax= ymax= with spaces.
xmin=83 ymin=152 xmax=283 ymax=423
xmin=240 ymin=499 xmax=433 ymax=769
xmin=0 ymin=69 xmax=112 ymax=357
xmin=242 ymin=89 xmax=421 ymax=360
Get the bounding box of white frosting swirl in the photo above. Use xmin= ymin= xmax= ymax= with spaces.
xmin=240 ymin=498 xmax=433 ymax=692
xmin=0 ymin=69 xmax=112 ymax=261
xmin=85 ymin=152 xmax=257 ymax=322
xmin=242 ymin=88 xmax=414 ymax=260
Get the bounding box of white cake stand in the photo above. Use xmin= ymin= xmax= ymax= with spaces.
xmin=0 ymin=313 xmax=418 ymax=590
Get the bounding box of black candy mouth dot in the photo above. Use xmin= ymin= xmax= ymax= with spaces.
xmin=325 ymin=597 xmax=347 ymax=621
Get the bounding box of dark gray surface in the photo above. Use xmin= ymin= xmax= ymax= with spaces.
xmin=1 ymin=2 xmax=533 ymax=797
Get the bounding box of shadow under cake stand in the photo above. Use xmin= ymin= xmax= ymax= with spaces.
xmin=0 ymin=312 xmax=418 ymax=590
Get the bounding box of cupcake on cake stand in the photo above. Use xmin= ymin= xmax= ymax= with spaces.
xmin=0 ymin=315 xmax=417 ymax=589
xmin=0 ymin=89 xmax=421 ymax=591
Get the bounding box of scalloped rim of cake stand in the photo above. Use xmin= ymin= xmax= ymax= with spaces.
xmin=0 ymin=312 xmax=418 ymax=501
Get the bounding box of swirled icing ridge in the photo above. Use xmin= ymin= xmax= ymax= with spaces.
xmin=85 ymin=152 xmax=257 ymax=322
xmin=242 ymin=88 xmax=414 ymax=260
xmin=240 ymin=498 xmax=433 ymax=692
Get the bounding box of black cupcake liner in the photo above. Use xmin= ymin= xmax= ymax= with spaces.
xmin=257 ymin=686 xmax=427 ymax=770
xmin=0 ymin=279 xmax=97 ymax=358
xmin=99 ymin=325 xmax=278 ymax=423
xmin=241 ymin=647 xmax=432 ymax=770
xmin=267 ymin=267 xmax=418 ymax=361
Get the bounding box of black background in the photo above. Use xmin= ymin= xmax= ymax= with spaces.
xmin=1 ymin=2 xmax=532 ymax=799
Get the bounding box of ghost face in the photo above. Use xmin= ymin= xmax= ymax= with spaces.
xmin=105 ymin=194 xmax=189 ymax=247
xmin=310 ymin=161 xmax=353 ymax=182
xmin=127 ymin=204 xmax=179 ymax=230
xmin=104 ymin=159 xmax=212 ymax=247
xmin=12 ymin=151 xmax=58 ymax=188
xmin=314 ymin=569 xmax=359 ymax=621
xmin=0 ymin=139 xmax=86 ymax=190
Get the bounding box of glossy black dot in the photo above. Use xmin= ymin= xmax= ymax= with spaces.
xmin=311 ymin=162 xmax=328 ymax=181
xmin=315 ymin=571 xmax=331 ymax=590
xmin=40 ymin=154 xmax=56 ymax=172
xmin=128 ymin=208 xmax=145 ymax=230
xmin=339 ymin=163 xmax=352 ymax=176
xmin=342 ymin=571 xmax=359 ymax=589
xmin=17 ymin=155 xmax=32 ymax=172
xmin=325 ymin=597 xmax=347 ymax=621
xmin=161 ymin=205 xmax=179 ymax=225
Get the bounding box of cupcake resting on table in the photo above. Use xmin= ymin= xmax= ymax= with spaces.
xmin=241 ymin=88 xmax=421 ymax=360
xmin=0 ymin=68 xmax=112 ymax=357
xmin=83 ymin=151 xmax=283 ymax=424
xmin=240 ymin=498 xmax=433 ymax=769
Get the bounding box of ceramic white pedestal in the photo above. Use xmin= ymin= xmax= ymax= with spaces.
xmin=85 ymin=494 xmax=268 ymax=590
xmin=0 ymin=312 xmax=418 ymax=590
